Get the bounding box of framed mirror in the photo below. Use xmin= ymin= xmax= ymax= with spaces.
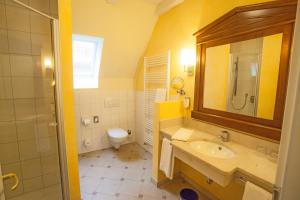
xmin=192 ymin=0 xmax=298 ymax=141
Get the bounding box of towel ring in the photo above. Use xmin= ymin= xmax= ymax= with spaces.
xmin=2 ymin=173 xmax=19 ymax=191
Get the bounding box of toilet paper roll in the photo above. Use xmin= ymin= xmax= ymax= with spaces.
xmin=83 ymin=138 xmax=92 ymax=147
xmin=82 ymin=118 xmax=91 ymax=126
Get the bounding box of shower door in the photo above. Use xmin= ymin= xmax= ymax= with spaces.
xmin=0 ymin=0 xmax=63 ymax=199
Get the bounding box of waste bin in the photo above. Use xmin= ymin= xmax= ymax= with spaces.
xmin=180 ymin=188 xmax=199 ymax=200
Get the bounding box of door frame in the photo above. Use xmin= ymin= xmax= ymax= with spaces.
xmin=276 ymin=0 xmax=300 ymax=199
xmin=52 ymin=19 xmax=70 ymax=200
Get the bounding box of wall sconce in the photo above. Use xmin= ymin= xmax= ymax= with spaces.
xmin=44 ymin=57 xmax=52 ymax=69
xmin=180 ymin=49 xmax=196 ymax=76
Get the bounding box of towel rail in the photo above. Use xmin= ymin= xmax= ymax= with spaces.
xmin=238 ymin=175 xmax=281 ymax=200
xmin=236 ymin=175 xmax=276 ymax=193
xmin=144 ymin=50 xmax=171 ymax=146
xmin=238 ymin=176 xmax=247 ymax=184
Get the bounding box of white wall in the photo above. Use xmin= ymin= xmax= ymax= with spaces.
xmin=135 ymin=91 xmax=145 ymax=147
xmin=74 ymin=78 xmax=136 ymax=154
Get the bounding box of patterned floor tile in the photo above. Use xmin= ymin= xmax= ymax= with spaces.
xmin=79 ymin=143 xmax=209 ymax=200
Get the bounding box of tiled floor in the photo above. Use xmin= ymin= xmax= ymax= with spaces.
xmin=79 ymin=143 xmax=208 ymax=200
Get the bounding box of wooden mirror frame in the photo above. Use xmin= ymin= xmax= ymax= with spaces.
xmin=192 ymin=0 xmax=298 ymax=141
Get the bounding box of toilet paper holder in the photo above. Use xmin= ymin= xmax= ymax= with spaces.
xmin=81 ymin=118 xmax=91 ymax=126
xmin=83 ymin=138 xmax=92 ymax=147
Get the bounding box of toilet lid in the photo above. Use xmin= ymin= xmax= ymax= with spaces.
xmin=107 ymin=128 xmax=128 ymax=138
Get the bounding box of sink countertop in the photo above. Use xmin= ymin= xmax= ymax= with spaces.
xmin=160 ymin=126 xmax=277 ymax=187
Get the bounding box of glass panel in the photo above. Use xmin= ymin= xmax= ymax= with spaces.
xmin=4 ymin=0 xmax=58 ymax=19
xmin=203 ymin=33 xmax=283 ymax=120
xmin=72 ymin=34 xmax=104 ymax=89
xmin=0 ymin=1 xmax=63 ymax=199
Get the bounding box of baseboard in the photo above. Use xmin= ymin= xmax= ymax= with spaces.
xmin=151 ymin=172 xmax=181 ymax=187
xmin=151 ymin=172 xmax=218 ymax=200
xmin=78 ymin=141 xmax=136 ymax=156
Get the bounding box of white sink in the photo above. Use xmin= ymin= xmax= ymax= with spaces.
xmin=189 ymin=141 xmax=235 ymax=159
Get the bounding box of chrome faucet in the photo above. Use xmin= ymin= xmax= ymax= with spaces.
xmin=219 ymin=131 xmax=230 ymax=142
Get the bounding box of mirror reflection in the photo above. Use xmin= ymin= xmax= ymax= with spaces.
xmin=203 ymin=33 xmax=283 ymax=120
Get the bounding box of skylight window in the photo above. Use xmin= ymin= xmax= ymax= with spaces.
xmin=72 ymin=34 xmax=104 ymax=89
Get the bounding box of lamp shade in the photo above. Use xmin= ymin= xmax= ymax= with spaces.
xmin=180 ymin=49 xmax=196 ymax=66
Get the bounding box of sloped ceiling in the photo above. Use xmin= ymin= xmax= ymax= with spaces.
xmin=72 ymin=0 xmax=183 ymax=78
xmin=156 ymin=0 xmax=184 ymax=15
xmin=146 ymin=0 xmax=164 ymax=4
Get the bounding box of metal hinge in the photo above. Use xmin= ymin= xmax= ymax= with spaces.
xmin=272 ymin=186 xmax=281 ymax=200
xmin=49 ymin=122 xmax=58 ymax=127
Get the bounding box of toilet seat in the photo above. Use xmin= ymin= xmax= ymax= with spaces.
xmin=107 ymin=128 xmax=128 ymax=149
xmin=107 ymin=128 xmax=128 ymax=139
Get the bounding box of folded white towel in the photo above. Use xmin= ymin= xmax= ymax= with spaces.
xmin=159 ymin=138 xmax=174 ymax=179
xmin=242 ymin=182 xmax=272 ymax=200
xmin=172 ymin=128 xmax=193 ymax=142
xmin=155 ymin=88 xmax=167 ymax=102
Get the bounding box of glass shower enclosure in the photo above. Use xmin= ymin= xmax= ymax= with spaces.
xmin=226 ymin=38 xmax=262 ymax=117
xmin=0 ymin=0 xmax=65 ymax=199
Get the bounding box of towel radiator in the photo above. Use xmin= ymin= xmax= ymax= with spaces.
xmin=144 ymin=50 xmax=170 ymax=145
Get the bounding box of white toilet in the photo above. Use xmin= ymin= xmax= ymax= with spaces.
xmin=107 ymin=128 xmax=128 ymax=149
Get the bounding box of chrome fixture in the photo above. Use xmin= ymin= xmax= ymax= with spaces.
xmin=219 ymin=131 xmax=230 ymax=142
xmin=231 ymin=93 xmax=249 ymax=110
xmin=206 ymin=177 xmax=213 ymax=184
xmin=1 ymin=173 xmax=19 ymax=191
xmin=233 ymin=57 xmax=239 ymax=96
xmin=230 ymin=56 xmax=249 ymax=110
xmin=171 ymin=76 xmax=186 ymax=95
xmin=237 ymin=175 xmax=280 ymax=199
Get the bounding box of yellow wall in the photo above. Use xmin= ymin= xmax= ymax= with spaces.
xmin=153 ymin=101 xmax=183 ymax=182
xmin=257 ymin=34 xmax=283 ymax=119
xmin=158 ymin=101 xmax=184 ymax=119
xmin=98 ymin=78 xmax=135 ymax=91
xmin=58 ymin=0 xmax=81 ymax=199
xmin=180 ymin=162 xmax=244 ymax=200
xmin=72 ymin=0 xmax=157 ymax=78
xmin=140 ymin=1 xmax=276 ymax=200
xmin=135 ymin=0 xmax=274 ymax=113
xmin=72 ymin=1 xmax=157 ymax=146
xmin=204 ymin=44 xmax=230 ymax=110
xmin=153 ymin=101 xmax=244 ymax=200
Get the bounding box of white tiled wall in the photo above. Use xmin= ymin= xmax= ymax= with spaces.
xmin=135 ymin=91 xmax=144 ymax=146
xmin=75 ymin=88 xmax=136 ymax=154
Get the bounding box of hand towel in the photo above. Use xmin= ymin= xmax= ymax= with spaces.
xmin=172 ymin=128 xmax=193 ymax=142
xmin=159 ymin=138 xmax=174 ymax=179
xmin=242 ymin=182 xmax=272 ymax=200
xmin=155 ymin=88 xmax=167 ymax=102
